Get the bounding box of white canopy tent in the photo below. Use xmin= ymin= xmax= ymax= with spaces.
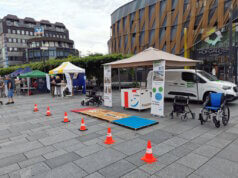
xmin=49 ymin=62 xmax=85 ymax=74
xmin=103 ymin=47 xmax=201 ymax=116
xmin=49 ymin=62 xmax=86 ymax=97
xmin=106 ymin=47 xmax=199 ymax=68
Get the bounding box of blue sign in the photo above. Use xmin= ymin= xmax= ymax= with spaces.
xmin=34 ymin=26 xmax=44 ymax=35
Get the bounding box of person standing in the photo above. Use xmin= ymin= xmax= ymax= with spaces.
xmin=212 ymin=65 xmax=217 ymax=76
xmin=50 ymin=76 xmax=56 ymax=97
xmin=55 ymin=76 xmax=61 ymax=97
xmin=0 ymin=77 xmax=4 ymax=98
xmin=6 ymin=75 xmax=14 ymax=105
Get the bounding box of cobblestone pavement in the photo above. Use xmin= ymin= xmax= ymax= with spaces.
xmin=0 ymin=92 xmax=238 ymax=178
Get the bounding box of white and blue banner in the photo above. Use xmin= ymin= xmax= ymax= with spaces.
xmin=46 ymin=74 xmax=50 ymax=91
xmin=65 ymin=73 xmax=72 ymax=93
xmin=151 ymin=60 xmax=165 ymax=116
xmin=104 ymin=65 xmax=112 ymax=107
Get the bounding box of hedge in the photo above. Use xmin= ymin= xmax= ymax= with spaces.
xmin=0 ymin=53 xmax=131 ymax=85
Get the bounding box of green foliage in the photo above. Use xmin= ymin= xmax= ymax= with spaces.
xmin=0 ymin=53 xmax=132 ymax=85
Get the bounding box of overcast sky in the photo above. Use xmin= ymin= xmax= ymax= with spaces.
xmin=0 ymin=0 xmax=131 ymax=55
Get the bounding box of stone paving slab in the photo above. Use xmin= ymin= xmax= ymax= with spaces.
xmin=74 ymin=148 xmax=126 ymax=174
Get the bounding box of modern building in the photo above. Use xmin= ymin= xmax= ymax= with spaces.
xmin=0 ymin=14 xmax=78 ymax=67
xmin=108 ymin=0 xmax=238 ymax=81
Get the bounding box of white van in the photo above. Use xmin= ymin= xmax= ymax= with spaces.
xmin=147 ymin=69 xmax=238 ymax=102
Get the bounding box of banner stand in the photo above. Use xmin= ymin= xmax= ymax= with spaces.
xmin=151 ymin=60 xmax=165 ymax=117
xmin=104 ymin=65 xmax=112 ymax=107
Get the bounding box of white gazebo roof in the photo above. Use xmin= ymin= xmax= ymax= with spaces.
xmin=49 ymin=62 xmax=85 ymax=74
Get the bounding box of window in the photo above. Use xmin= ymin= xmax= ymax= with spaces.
xmin=8 ymin=29 xmax=11 ymax=34
xmin=30 ymin=31 xmax=33 ymax=36
xmin=17 ymin=30 xmax=20 ymax=34
xmin=17 ymin=39 xmax=21 ymax=43
xmin=9 ymin=47 xmax=13 ymax=52
xmin=14 ymin=21 xmax=19 ymax=26
xmin=22 ymin=39 xmax=26 ymax=43
xmin=56 ymin=34 xmax=59 ymax=38
xmin=8 ymin=38 xmax=12 ymax=43
xmin=21 ymin=30 xmax=24 ymax=35
xmin=14 ymin=48 xmax=17 ymax=51
xmin=13 ymin=38 xmax=17 ymax=43
xmin=45 ymin=33 xmax=49 ymax=37
xmin=60 ymin=35 xmax=62 ymax=38
xmin=12 ymin=30 xmax=16 ymax=34
xmin=53 ymin=34 xmax=55 ymax=37
xmin=182 ymin=72 xmax=197 ymax=82
xmin=26 ymin=31 xmax=29 ymax=35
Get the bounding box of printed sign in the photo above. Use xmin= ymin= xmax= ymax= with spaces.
xmin=46 ymin=74 xmax=50 ymax=91
xmin=151 ymin=60 xmax=165 ymax=116
xmin=34 ymin=26 xmax=44 ymax=36
xmin=65 ymin=73 xmax=72 ymax=93
xmin=104 ymin=65 xmax=112 ymax=107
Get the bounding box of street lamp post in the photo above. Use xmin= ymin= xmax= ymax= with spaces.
xmin=229 ymin=4 xmax=233 ymax=82
xmin=40 ymin=46 xmax=48 ymax=72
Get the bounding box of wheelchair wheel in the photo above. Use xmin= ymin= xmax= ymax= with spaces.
xmin=199 ymin=113 xmax=204 ymax=125
xmin=85 ymin=101 xmax=89 ymax=106
xmin=222 ymin=105 xmax=230 ymax=126
xmin=81 ymin=100 xmax=85 ymax=106
xmin=191 ymin=113 xmax=196 ymax=119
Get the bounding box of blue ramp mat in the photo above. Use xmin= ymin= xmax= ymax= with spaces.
xmin=112 ymin=116 xmax=158 ymax=130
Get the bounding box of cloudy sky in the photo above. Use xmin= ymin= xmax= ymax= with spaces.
xmin=0 ymin=0 xmax=131 ymax=55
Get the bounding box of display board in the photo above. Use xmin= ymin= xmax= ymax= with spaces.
xmin=46 ymin=74 xmax=50 ymax=91
xmin=65 ymin=73 xmax=72 ymax=93
xmin=151 ymin=60 xmax=165 ymax=116
xmin=104 ymin=65 xmax=112 ymax=107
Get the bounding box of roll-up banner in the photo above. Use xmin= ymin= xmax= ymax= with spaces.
xmin=46 ymin=74 xmax=50 ymax=91
xmin=104 ymin=65 xmax=112 ymax=107
xmin=151 ymin=60 xmax=165 ymax=116
xmin=65 ymin=73 xmax=72 ymax=93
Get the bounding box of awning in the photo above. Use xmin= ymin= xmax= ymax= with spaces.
xmin=49 ymin=62 xmax=85 ymax=74
xmin=10 ymin=68 xmax=23 ymax=78
xmin=19 ymin=70 xmax=47 ymax=78
xmin=105 ymin=47 xmax=200 ymax=68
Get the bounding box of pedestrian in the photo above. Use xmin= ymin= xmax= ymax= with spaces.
xmin=15 ymin=78 xmax=21 ymax=96
xmin=0 ymin=77 xmax=4 ymax=98
xmin=50 ymin=75 xmax=56 ymax=97
xmin=5 ymin=75 xmax=14 ymax=105
xmin=55 ymin=76 xmax=61 ymax=97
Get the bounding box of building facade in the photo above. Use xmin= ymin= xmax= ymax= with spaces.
xmin=0 ymin=14 xmax=78 ymax=68
xmin=109 ymin=0 xmax=237 ymax=55
xmin=109 ymin=0 xmax=238 ymax=82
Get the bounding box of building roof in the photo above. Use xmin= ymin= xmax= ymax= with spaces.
xmin=40 ymin=20 xmax=51 ymax=25
xmin=55 ymin=22 xmax=65 ymax=27
xmin=4 ymin=14 xmax=19 ymax=21
xmin=24 ymin=17 xmax=36 ymax=23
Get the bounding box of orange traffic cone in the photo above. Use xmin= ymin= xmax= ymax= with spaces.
xmin=104 ymin=128 xmax=115 ymax=145
xmin=79 ymin=118 xmax=87 ymax=131
xmin=62 ymin=112 xmax=70 ymax=123
xmin=33 ymin=104 xmax=39 ymax=112
xmin=46 ymin=106 xmax=51 ymax=116
xmin=141 ymin=140 xmax=157 ymax=164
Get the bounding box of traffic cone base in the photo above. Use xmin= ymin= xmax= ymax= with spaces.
xmin=141 ymin=155 xmax=157 ymax=164
xmin=79 ymin=128 xmax=88 ymax=131
xmin=104 ymin=138 xmax=115 ymax=145
xmin=62 ymin=120 xmax=70 ymax=123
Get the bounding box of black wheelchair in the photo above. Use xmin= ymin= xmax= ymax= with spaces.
xmin=81 ymin=87 xmax=104 ymax=106
xmin=170 ymin=96 xmax=195 ymax=120
xmin=199 ymin=93 xmax=230 ymax=128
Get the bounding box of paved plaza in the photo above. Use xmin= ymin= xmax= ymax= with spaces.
xmin=0 ymin=92 xmax=238 ymax=177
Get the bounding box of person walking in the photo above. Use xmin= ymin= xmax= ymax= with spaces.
xmin=5 ymin=75 xmax=14 ymax=105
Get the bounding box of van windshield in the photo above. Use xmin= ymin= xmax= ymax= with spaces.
xmin=198 ymin=71 xmax=218 ymax=81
